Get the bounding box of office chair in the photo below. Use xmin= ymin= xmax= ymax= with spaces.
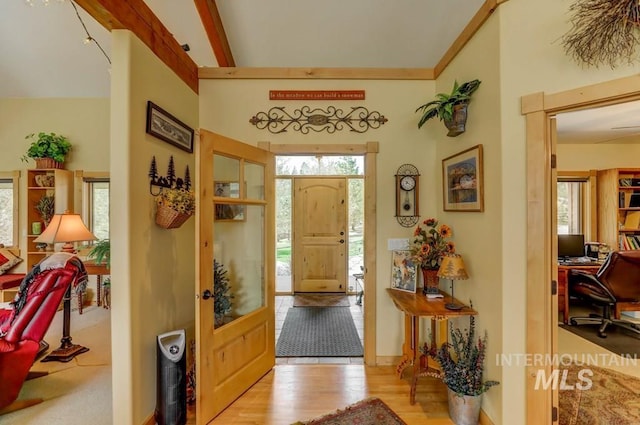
xmin=0 ymin=253 xmax=87 ymax=414
xmin=568 ymin=250 xmax=640 ymax=338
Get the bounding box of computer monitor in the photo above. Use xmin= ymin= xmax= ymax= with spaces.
xmin=558 ymin=234 xmax=585 ymax=259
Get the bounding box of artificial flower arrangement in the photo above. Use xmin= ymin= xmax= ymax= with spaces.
xmin=409 ymin=218 xmax=455 ymax=270
xmin=155 ymin=188 xmax=195 ymax=229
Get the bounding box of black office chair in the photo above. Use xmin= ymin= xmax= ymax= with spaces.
xmin=568 ymin=250 xmax=640 ymax=338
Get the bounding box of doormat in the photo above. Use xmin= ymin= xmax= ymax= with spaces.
xmin=276 ymin=307 xmax=363 ymax=357
xmin=559 ymin=323 xmax=640 ymax=357
xmin=559 ymin=363 xmax=640 ymax=425
xmin=293 ymin=293 xmax=350 ymax=307
xmin=291 ymin=397 xmax=406 ymax=425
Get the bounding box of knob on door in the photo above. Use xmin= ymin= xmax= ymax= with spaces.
xmin=202 ymin=289 xmax=213 ymax=300
xmin=339 ymin=239 xmax=345 ymax=244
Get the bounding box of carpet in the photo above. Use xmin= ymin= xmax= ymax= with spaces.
xmin=291 ymin=397 xmax=407 ymax=425
xmin=559 ymin=323 xmax=640 ymax=357
xmin=559 ymin=364 xmax=640 ymax=425
xmin=293 ymin=293 xmax=350 ymax=307
xmin=276 ymin=307 xmax=363 ymax=357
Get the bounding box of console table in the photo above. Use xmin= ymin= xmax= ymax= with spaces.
xmin=386 ymin=288 xmax=477 ymax=404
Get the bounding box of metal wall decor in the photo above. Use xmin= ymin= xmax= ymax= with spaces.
xmin=249 ymin=106 xmax=388 ymax=134
xmin=148 ymin=155 xmax=191 ymax=196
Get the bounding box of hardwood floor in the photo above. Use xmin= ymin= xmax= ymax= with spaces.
xmin=203 ymin=365 xmax=452 ymax=425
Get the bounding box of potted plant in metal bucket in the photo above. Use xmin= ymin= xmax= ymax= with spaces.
xmin=21 ymin=132 xmax=72 ymax=169
xmin=415 ymin=79 xmax=481 ymax=137
xmin=431 ymin=316 xmax=499 ymax=425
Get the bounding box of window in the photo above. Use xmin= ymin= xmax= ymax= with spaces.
xmin=78 ymin=172 xmax=110 ymax=241
xmin=0 ymin=172 xmax=19 ymax=248
xmin=557 ymin=178 xmax=588 ymax=235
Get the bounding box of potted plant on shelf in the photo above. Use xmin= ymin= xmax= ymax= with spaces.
xmin=433 ymin=316 xmax=499 ymax=425
xmin=35 ymin=195 xmax=55 ymax=227
xmin=21 ymin=132 xmax=72 ymax=169
xmin=415 ymin=79 xmax=481 ymax=137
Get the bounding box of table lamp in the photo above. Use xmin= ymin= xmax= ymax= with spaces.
xmin=34 ymin=211 xmax=96 ymax=362
xmin=33 ymin=211 xmax=97 ymax=253
xmin=437 ymin=253 xmax=469 ymax=311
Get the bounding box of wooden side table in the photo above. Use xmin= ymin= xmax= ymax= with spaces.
xmin=386 ymin=288 xmax=477 ymax=404
xmin=80 ymin=260 xmax=110 ymax=314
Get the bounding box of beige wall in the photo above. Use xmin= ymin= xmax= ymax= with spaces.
xmin=434 ymin=11 xmax=503 ymax=422
xmin=200 ymin=79 xmax=439 ymax=357
xmin=110 ymin=30 xmax=198 ymax=424
xmin=557 ymin=143 xmax=640 ymax=170
xmin=0 ymin=97 xmax=110 ymax=271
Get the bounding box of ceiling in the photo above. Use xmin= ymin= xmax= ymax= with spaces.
xmin=1 ymin=0 xmax=639 ymax=144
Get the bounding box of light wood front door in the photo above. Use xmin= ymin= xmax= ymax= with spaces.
xmin=197 ymin=130 xmax=275 ymax=423
xmin=293 ymin=178 xmax=347 ymax=293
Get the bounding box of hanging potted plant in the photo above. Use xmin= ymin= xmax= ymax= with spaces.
xmin=21 ymin=132 xmax=72 ymax=169
xmin=415 ymin=79 xmax=481 ymax=137
xmin=154 ymin=188 xmax=195 ymax=229
xmin=426 ymin=316 xmax=499 ymax=425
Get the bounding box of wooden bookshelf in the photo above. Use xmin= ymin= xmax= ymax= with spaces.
xmin=597 ymin=168 xmax=640 ymax=251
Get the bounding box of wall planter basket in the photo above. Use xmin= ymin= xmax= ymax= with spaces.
xmin=155 ymin=204 xmax=192 ymax=229
xmin=35 ymin=158 xmax=64 ymax=169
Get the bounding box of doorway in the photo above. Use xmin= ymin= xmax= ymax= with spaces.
xmin=259 ymin=142 xmax=378 ymax=365
xmin=524 ymin=76 xmax=640 ymax=424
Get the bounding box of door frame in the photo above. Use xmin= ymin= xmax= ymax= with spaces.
xmin=523 ymin=74 xmax=640 ymax=424
xmin=259 ymin=141 xmax=378 ymax=365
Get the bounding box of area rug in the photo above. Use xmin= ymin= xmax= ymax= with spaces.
xmin=559 ymin=363 xmax=640 ymax=425
xmin=291 ymin=397 xmax=407 ymax=425
xmin=293 ymin=293 xmax=350 ymax=307
xmin=559 ymin=323 xmax=640 ymax=357
xmin=276 ymin=307 xmax=363 ymax=357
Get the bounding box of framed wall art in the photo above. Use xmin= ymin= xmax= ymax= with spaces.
xmin=146 ymin=101 xmax=194 ymax=153
xmin=390 ymin=250 xmax=418 ymax=293
xmin=442 ymin=144 xmax=484 ymax=212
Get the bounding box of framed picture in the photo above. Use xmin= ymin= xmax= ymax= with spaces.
xmin=390 ymin=250 xmax=418 ymax=293
xmin=146 ymin=101 xmax=194 ymax=153
xmin=214 ymin=181 xmax=245 ymax=221
xmin=442 ymin=144 xmax=484 ymax=212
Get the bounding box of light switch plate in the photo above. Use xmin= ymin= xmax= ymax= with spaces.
xmin=387 ymin=238 xmax=409 ymax=251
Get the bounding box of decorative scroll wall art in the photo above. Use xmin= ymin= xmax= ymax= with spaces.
xmin=562 ymin=0 xmax=640 ymax=68
xmin=249 ymin=106 xmax=388 ymax=134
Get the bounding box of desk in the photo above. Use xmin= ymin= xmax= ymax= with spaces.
xmin=557 ymin=264 xmax=600 ymax=324
xmin=80 ymin=260 xmax=110 ymax=314
xmin=386 ymin=288 xmax=477 ymax=404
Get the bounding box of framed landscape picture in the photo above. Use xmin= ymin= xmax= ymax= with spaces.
xmin=442 ymin=144 xmax=484 ymax=212
xmin=146 ymin=101 xmax=194 ymax=153
xmin=390 ymin=250 xmax=418 ymax=293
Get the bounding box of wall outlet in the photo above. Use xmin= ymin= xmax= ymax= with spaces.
xmin=387 ymin=238 xmax=409 ymax=251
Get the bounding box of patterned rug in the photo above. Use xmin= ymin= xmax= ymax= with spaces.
xmin=291 ymin=397 xmax=407 ymax=425
xmin=293 ymin=293 xmax=350 ymax=307
xmin=559 ymin=364 xmax=640 ymax=425
xmin=276 ymin=307 xmax=363 ymax=357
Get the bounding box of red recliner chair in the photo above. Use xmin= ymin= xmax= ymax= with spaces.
xmin=0 ymin=253 xmax=87 ymax=415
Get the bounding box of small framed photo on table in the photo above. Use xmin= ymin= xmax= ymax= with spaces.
xmin=390 ymin=250 xmax=418 ymax=293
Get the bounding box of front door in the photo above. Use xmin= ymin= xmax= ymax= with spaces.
xmin=196 ymin=130 xmax=275 ymax=423
xmin=293 ymin=177 xmax=347 ymax=293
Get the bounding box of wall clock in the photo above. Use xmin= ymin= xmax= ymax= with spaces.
xmin=395 ymin=164 xmax=420 ymax=227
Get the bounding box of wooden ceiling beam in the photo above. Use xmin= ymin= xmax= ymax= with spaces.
xmin=194 ymin=0 xmax=235 ymax=67
xmin=74 ymin=0 xmax=199 ymax=93
xmin=199 ymin=67 xmax=435 ymax=80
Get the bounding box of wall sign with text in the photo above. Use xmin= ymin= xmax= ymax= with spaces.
xmin=269 ymin=90 xmax=365 ymax=101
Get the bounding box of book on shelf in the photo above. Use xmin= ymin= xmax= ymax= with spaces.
xmin=624 ymin=211 xmax=640 ymax=229
xmin=625 ymin=235 xmax=640 ymax=250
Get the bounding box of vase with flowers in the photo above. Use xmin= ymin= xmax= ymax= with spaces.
xmin=409 ymin=218 xmax=455 ymax=295
xmin=155 ymin=187 xmax=195 ymax=229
